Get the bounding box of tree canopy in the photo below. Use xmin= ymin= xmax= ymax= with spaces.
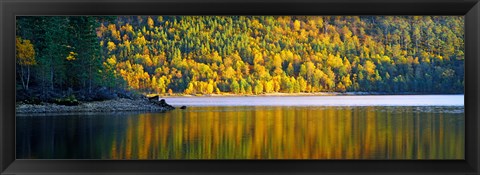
xmin=16 ymin=16 xmax=464 ymax=100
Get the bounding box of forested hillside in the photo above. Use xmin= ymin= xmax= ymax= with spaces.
xmin=16 ymin=16 xmax=464 ymax=101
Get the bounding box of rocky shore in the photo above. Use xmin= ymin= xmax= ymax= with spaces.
xmin=16 ymin=98 xmax=175 ymax=114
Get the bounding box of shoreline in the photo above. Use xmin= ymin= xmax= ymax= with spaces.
xmin=16 ymin=93 xmax=464 ymax=114
xmin=16 ymin=98 xmax=174 ymax=114
xmin=159 ymin=92 xmax=464 ymax=98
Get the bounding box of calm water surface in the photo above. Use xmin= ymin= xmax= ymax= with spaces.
xmin=164 ymin=95 xmax=465 ymax=106
xmin=16 ymin=96 xmax=464 ymax=159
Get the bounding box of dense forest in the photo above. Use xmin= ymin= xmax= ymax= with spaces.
xmin=16 ymin=16 xmax=464 ymax=102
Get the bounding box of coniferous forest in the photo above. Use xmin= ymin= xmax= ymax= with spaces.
xmin=16 ymin=16 xmax=464 ymax=102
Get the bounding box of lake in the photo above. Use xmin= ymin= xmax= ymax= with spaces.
xmin=16 ymin=95 xmax=464 ymax=159
xmin=164 ymin=95 xmax=465 ymax=106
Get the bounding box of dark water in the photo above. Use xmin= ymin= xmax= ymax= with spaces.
xmin=16 ymin=106 xmax=464 ymax=159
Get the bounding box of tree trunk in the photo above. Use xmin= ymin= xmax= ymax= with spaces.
xmin=88 ymin=62 xmax=92 ymax=94
xmin=26 ymin=66 xmax=30 ymax=90
xmin=50 ymin=65 xmax=54 ymax=91
xmin=19 ymin=65 xmax=26 ymax=90
xmin=42 ymin=69 xmax=46 ymax=98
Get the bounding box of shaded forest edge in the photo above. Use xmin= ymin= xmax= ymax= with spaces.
xmin=16 ymin=16 xmax=464 ymax=108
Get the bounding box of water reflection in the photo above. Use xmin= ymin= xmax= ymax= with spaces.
xmin=16 ymin=106 xmax=464 ymax=159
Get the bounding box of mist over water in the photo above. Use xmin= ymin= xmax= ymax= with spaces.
xmin=165 ymin=95 xmax=464 ymax=107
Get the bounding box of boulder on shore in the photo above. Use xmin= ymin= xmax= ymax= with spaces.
xmin=151 ymin=99 xmax=175 ymax=110
xmin=148 ymin=95 xmax=159 ymax=101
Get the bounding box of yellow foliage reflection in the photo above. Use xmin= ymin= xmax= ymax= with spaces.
xmin=105 ymin=106 xmax=464 ymax=159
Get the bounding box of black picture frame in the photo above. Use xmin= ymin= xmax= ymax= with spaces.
xmin=1 ymin=0 xmax=479 ymax=174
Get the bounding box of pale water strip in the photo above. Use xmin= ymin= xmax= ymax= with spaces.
xmin=164 ymin=95 xmax=464 ymax=107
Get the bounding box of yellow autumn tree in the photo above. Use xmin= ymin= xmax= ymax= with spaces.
xmin=16 ymin=37 xmax=36 ymax=90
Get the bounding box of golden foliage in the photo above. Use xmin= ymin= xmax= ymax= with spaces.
xmin=16 ymin=37 xmax=36 ymax=66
